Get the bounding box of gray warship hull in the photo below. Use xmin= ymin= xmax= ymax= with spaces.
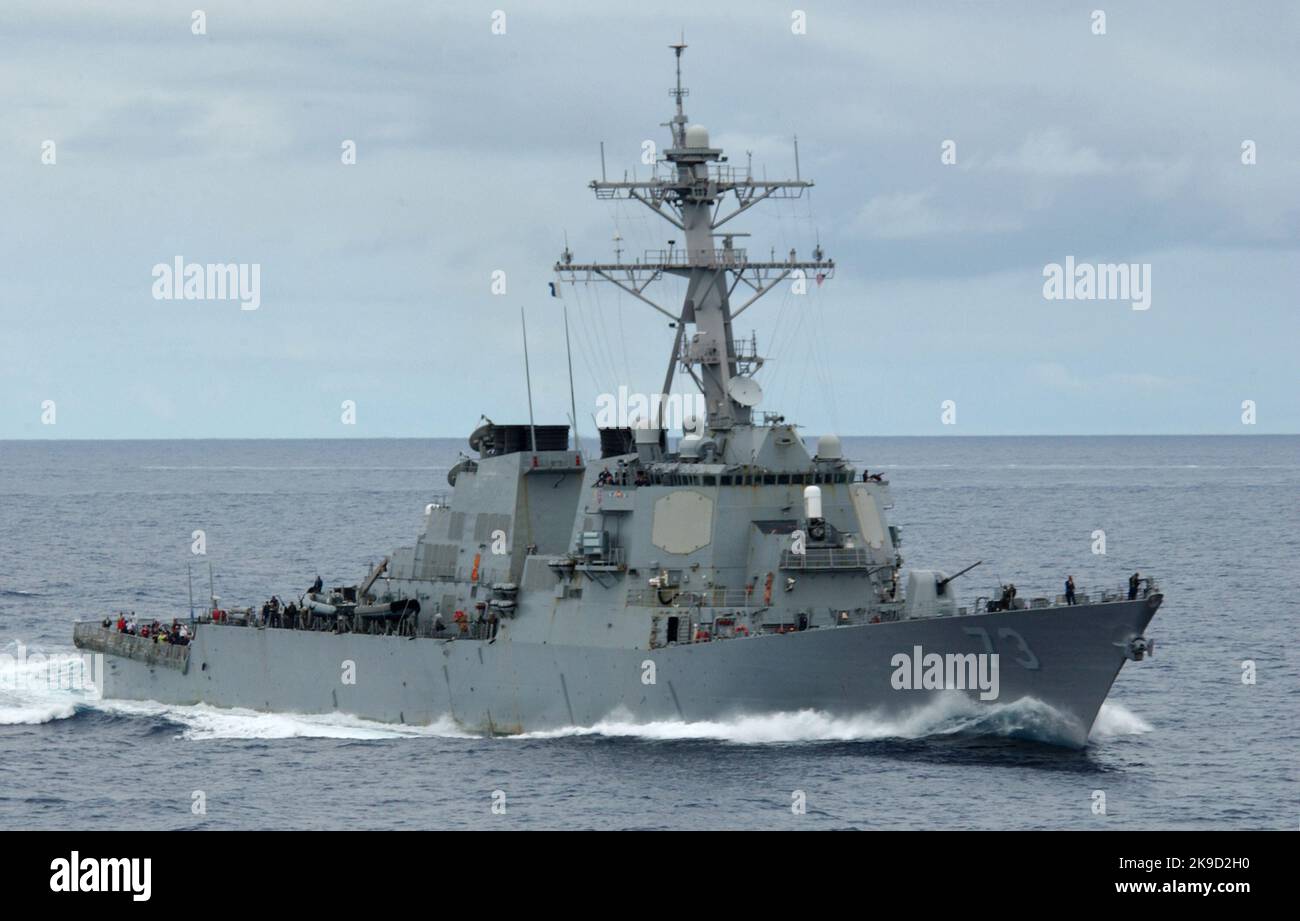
xmin=78 ymin=593 xmax=1159 ymax=747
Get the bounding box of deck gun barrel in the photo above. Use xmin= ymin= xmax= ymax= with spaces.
xmin=936 ymin=560 xmax=983 ymax=593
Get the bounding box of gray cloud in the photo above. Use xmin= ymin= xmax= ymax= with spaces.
xmin=0 ymin=0 xmax=1295 ymax=437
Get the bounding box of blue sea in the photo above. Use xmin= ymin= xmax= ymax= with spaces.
xmin=1 ymin=435 xmax=1295 ymax=829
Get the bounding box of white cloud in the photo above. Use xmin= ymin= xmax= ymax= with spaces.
xmin=983 ymin=128 xmax=1113 ymax=177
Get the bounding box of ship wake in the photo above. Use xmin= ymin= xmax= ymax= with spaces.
xmin=93 ymin=701 xmax=477 ymax=741
xmin=517 ymin=695 xmax=1153 ymax=747
xmin=1 ymin=689 xmax=1153 ymax=746
xmin=0 ymin=641 xmax=87 ymax=726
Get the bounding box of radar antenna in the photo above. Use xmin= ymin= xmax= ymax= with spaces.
xmin=553 ymin=43 xmax=834 ymax=433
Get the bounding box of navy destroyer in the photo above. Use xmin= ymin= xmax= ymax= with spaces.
xmin=74 ymin=45 xmax=1162 ymax=748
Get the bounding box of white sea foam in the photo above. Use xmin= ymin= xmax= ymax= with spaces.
xmin=514 ymin=694 xmax=1094 ymax=746
xmin=0 ymin=700 xmax=79 ymax=725
xmin=1090 ymin=700 xmax=1154 ymax=738
xmin=0 ymin=640 xmax=98 ymax=726
xmin=515 ymin=709 xmax=928 ymax=743
xmin=94 ymin=699 xmax=475 ymax=741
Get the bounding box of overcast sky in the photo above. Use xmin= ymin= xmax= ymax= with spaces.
xmin=1 ymin=1 xmax=1296 ymax=438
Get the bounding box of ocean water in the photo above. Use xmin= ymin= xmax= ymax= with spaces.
xmin=0 ymin=435 xmax=1295 ymax=830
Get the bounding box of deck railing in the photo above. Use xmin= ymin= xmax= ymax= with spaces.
xmin=968 ymin=577 xmax=1160 ymax=614
xmin=780 ymin=548 xmax=874 ymax=571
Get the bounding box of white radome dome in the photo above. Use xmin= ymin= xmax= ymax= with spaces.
xmin=684 ymin=124 xmax=710 ymax=149
xmin=816 ymin=434 xmax=843 ymax=460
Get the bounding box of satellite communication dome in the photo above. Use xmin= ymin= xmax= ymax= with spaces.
xmin=816 ymin=434 xmax=843 ymax=460
xmin=684 ymin=124 xmax=710 ymax=149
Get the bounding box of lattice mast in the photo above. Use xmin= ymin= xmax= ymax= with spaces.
xmin=555 ymin=41 xmax=834 ymax=432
